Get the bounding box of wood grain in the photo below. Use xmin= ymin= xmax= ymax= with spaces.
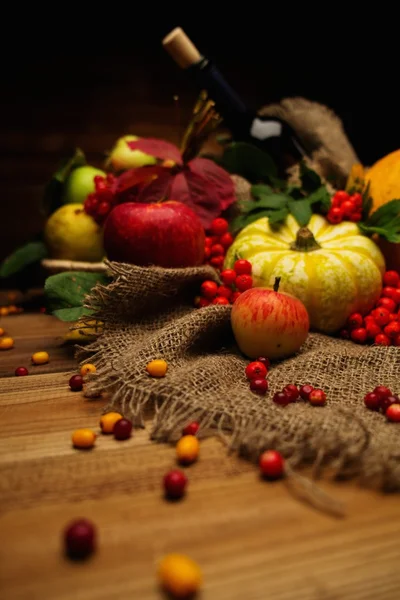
xmin=1 ymin=312 xmax=400 ymax=600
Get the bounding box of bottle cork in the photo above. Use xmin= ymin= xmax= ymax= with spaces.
xmin=162 ymin=27 xmax=202 ymax=69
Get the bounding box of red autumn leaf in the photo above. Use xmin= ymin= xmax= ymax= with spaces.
xmin=170 ymin=170 xmax=221 ymax=229
xmin=188 ymin=157 xmax=236 ymax=210
xmin=135 ymin=171 xmax=175 ymax=203
xmin=115 ymin=166 xmax=167 ymax=194
xmin=127 ymin=138 xmax=183 ymax=165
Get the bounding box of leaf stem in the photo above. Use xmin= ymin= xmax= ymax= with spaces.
xmin=273 ymin=277 xmax=281 ymax=292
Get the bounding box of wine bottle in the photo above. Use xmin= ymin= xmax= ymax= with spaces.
xmin=162 ymin=27 xmax=307 ymax=174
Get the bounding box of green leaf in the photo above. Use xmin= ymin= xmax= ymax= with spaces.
xmin=359 ymin=199 xmax=400 ymax=242
xmin=44 ymin=270 xmax=111 ymax=322
xmin=287 ymin=198 xmax=313 ymax=226
xmin=0 ymin=241 xmax=48 ymax=278
xmin=307 ymin=186 xmax=332 ymax=212
xmin=267 ymin=207 xmax=290 ymax=225
xmin=299 ymin=161 xmax=322 ymax=193
xmin=218 ymin=142 xmax=278 ymax=184
xmin=251 ymin=184 xmax=274 ymax=198
xmin=240 ymin=194 xmax=290 ymax=213
xmin=41 ymin=148 xmax=86 ymax=217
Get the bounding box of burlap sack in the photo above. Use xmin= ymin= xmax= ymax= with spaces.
xmin=78 ymin=261 xmax=400 ymax=500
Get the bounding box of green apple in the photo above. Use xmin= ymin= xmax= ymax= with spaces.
xmin=62 ymin=165 xmax=106 ymax=205
xmin=105 ymin=135 xmax=157 ymax=172
xmin=44 ymin=204 xmax=105 ymax=262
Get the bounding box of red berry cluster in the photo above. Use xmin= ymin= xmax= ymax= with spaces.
xmin=203 ymin=218 xmax=234 ymax=271
xmin=195 ymin=259 xmax=253 ymax=307
xmin=245 ymin=357 xmax=270 ymax=395
xmin=327 ymin=190 xmax=363 ymax=225
xmin=163 ymin=421 xmax=200 ymax=500
xmin=364 ymin=386 xmax=400 ymax=422
xmin=273 ymin=384 xmax=326 ymax=407
xmin=341 ymin=270 xmax=400 ymax=346
xmin=84 ymin=174 xmax=117 ymax=225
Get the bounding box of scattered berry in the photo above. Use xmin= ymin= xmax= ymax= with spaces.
xmin=376 ymin=297 xmax=397 ymax=313
xmin=364 ymin=392 xmax=380 ymax=411
xmin=386 ymin=404 xmax=400 ymax=422
xmin=210 ymin=243 xmax=224 ymax=257
xmin=182 ymin=422 xmax=200 ymax=436
xmin=245 ymin=361 xmax=268 ymax=380
xmin=372 ymin=308 xmax=391 ymax=327
xmin=210 ymin=255 xmax=224 ymax=269
xmin=204 ymin=237 xmax=213 ymax=247
xmin=273 ymin=391 xmax=292 ymax=406
xmin=299 ymin=384 xmax=314 ymax=400
xmin=259 ymin=450 xmax=284 ymax=479
xmin=200 ymin=280 xmax=218 ymax=300
xmin=373 ymin=386 xmax=392 ymax=401
xmin=380 ymin=395 xmax=399 ymax=414
xmin=194 ymin=297 xmax=210 ymax=308
xmin=383 ymin=270 xmax=400 ymax=287
xmin=31 ymin=351 xmax=49 ymax=365
xmin=220 ymin=269 xmax=237 ymax=286
xmin=158 ymin=553 xmax=202 ymax=599
xmin=71 ymin=429 xmax=96 ymax=449
xmin=308 ymin=389 xmax=327 ymax=406
xmin=365 ymin=319 xmax=381 ymax=339
xmin=233 ymin=259 xmax=252 ymax=275
xmin=249 ymin=378 xmax=268 ymax=395
xmin=15 ymin=366 xmax=28 ymax=376
xmin=257 ymin=356 xmax=271 ymax=369
xmin=0 ymin=327 xmax=4 ymax=336
xmin=235 ymin=274 xmax=253 ymax=292
xmin=0 ymin=337 xmax=14 ymax=350
xmin=384 ymin=321 xmax=400 ymax=338
xmin=69 ymin=374 xmax=83 ymax=391
xmin=284 ymin=384 xmax=300 ymax=401
xmin=210 ymin=218 xmax=229 ymax=236
xmin=375 ymin=333 xmax=390 ymax=346
xmin=211 ymin=296 xmax=230 ymax=305
xmin=176 ymin=435 xmax=200 ymax=465
xmin=80 ymin=363 xmax=96 ymax=376
xmin=146 ymin=359 xmax=168 ymax=377
xmin=216 ymin=285 xmax=232 ymax=300
xmin=347 ymin=313 xmax=363 ymax=329
xmin=64 ymin=518 xmax=96 ymax=559
xmin=220 ymin=232 xmax=234 ymax=248
xmin=100 ymin=412 xmax=123 ymax=434
xmin=113 ymin=418 xmax=133 ymax=440
xmin=163 ymin=470 xmax=188 ymax=500
xmin=350 ymin=327 xmax=367 ymax=344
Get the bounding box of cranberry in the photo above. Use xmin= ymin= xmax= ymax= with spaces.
xmin=365 ymin=319 xmax=381 ymax=339
xmin=249 ymin=378 xmax=268 ymax=395
xmin=392 ymin=289 xmax=400 ymax=305
xmin=389 ymin=313 xmax=399 ymax=322
xmin=245 ymin=361 xmax=268 ymax=380
xmin=383 ymin=270 xmax=400 ymax=287
xmin=163 ymin=470 xmax=188 ymax=500
xmin=210 ymin=244 xmax=224 ymax=257
xmin=220 ymin=232 xmax=234 ymax=248
xmin=349 ymin=212 xmax=362 ymax=222
xmin=377 ymin=297 xmax=397 ymax=313
xmin=183 ymin=422 xmax=199 ymax=436
xmin=373 ymin=386 xmax=392 ymax=401
xmin=200 ymin=280 xmax=218 ymax=300
xmin=211 ymin=296 xmax=230 ymax=305
xmin=210 ymin=256 xmax=224 ymax=270
xmin=375 ymin=333 xmax=391 ymax=346
xmin=97 ymin=201 xmax=110 ymax=216
xmin=309 ymin=389 xmax=327 ymax=406
xmin=382 ymin=286 xmax=397 ymax=300
xmin=231 ymin=291 xmax=241 ymax=303
xmin=15 ymin=366 xmax=28 ymax=376
xmin=372 ymin=308 xmax=391 ymax=327
xmin=350 ymin=328 xmax=367 ymax=344
xmin=394 ymin=334 xmax=400 ymax=346
xmin=259 ymin=450 xmax=284 ymax=479
xmin=257 ymin=357 xmax=270 ymax=369
xmin=347 ymin=313 xmax=363 ymax=329
xmin=210 ymin=218 xmax=228 ymax=236
xmin=340 ymin=329 xmax=350 ymax=339
xmin=299 ymin=384 xmax=314 ymax=400
xmin=341 ymin=199 xmax=356 ymax=217
xmin=69 ymin=374 xmax=83 ymax=391
xmin=204 ymin=237 xmax=213 ymax=247
xmin=384 ymin=321 xmax=400 ymax=338
xmin=349 ymin=193 xmax=363 ymax=208
xmin=220 ymin=269 xmax=237 ymax=286
xmin=233 ymin=259 xmax=252 ymax=275
xmin=364 ymin=392 xmax=380 ymax=411
xmin=380 ymin=395 xmax=400 ymax=414
xmin=94 ymin=174 xmax=105 ymax=186
xmin=113 ymin=418 xmax=133 ymax=440
xmin=386 ymin=404 xmax=400 ymax=422
xmin=273 ymin=391 xmax=292 ymax=406
xmin=235 ymin=274 xmax=253 ymax=292
xmin=283 ymin=384 xmax=299 ymax=401
xmin=327 ymin=207 xmax=344 ymax=224
xmin=64 ymin=518 xmax=96 ymax=559
xmin=216 ymin=285 xmax=232 ymax=300
xmin=196 ymin=297 xmax=210 ymax=308
xmin=203 ymin=246 xmax=211 ymax=260
xmin=332 ymin=190 xmax=349 ymax=205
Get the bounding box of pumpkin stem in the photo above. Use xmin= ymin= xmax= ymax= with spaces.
xmin=291 ymin=227 xmax=321 ymax=252
xmin=273 ymin=277 xmax=281 ymax=292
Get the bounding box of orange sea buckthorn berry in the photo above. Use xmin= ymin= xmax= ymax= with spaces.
xmin=0 ymin=327 xmax=6 ymax=336
xmin=0 ymin=337 xmax=14 ymax=350
xmin=100 ymin=412 xmax=123 ymax=434
xmin=146 ymin=359 xmax=168 ymax=378
xmin=80 ymin=363 xmax=97 ymax=376
xmin=158 ymin=553 xmax=202 ymax=599
xmin=71 ymin=428 xmax=96 ymax=449
xmin=0 ymin=307 xmax=9 ymax=316
xmin=8 ymin=305 xmax=19 ymax=314
xmin=31 ymin=351 xmax=49 ymax=365
xmin=176 ymin=435 xmax=200 ymax=465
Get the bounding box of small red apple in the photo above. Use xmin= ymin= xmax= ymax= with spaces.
xmin=231 ymin=277 xmax=310 ymax=360
xmin=103 ymin=200 xmax=205 ymax=268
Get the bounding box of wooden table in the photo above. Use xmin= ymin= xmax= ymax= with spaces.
xmin=1 ymin=311 xmax=400 ymax=600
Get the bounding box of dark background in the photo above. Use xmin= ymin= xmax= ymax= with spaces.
xmin=0 ymin=12 xmax=397 ymax=277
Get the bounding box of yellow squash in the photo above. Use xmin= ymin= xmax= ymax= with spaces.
xmin=225 ymin=214 xmax=385 ymax=334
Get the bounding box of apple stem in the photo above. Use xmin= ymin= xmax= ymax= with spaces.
xmin=291 ymin=227 xmax=321 ymax=252
xmin=273 ymin=277 xmax=281 ymax=292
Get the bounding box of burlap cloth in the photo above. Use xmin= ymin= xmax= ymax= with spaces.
xmin=77 ymin=261 xmax=400 ymax=505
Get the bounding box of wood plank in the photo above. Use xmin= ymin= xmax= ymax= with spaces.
xmin=1 ymin=312 xmax=400 ymax=599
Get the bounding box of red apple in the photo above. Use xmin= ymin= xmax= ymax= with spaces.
xmin=231 ymin=277 xmax=310 ymax=360
xmin=103 ymin=200 xmax=205 ymax=268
